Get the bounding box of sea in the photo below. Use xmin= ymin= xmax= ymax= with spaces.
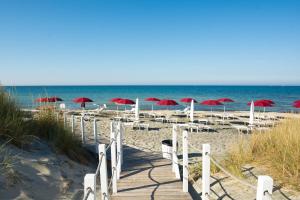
xmin=4 ymin=85 xmax=300 ymax=112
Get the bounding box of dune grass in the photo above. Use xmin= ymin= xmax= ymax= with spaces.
xmin=0 ymin=87 xmax=89 ymax=163
xmin=225 ymin=118 xmax=300 ymax=190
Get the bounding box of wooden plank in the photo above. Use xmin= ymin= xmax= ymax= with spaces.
xmin=111 ymin=145 xmax=193 ymax=200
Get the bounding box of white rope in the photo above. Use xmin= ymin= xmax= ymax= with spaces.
xmin=95 ymin=153 xmax=104 ymax=176
xmin=208 ymin=154 xmax=256 ymax=190
xmin=188 ymin=143 xmax=203 ymax=153
xmin=83 ymin=187 xmax=92 ymax=200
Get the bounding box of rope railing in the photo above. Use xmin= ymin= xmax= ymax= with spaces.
xmin=171 ymin=124 xmax=274 ymax=200
xmin=208 ymin=154 xmax=257 ymax=190
xmin=83 ymin=120 xmax=123 ymax=200
xmin=83 ymin=187 xmax=92 ymax=200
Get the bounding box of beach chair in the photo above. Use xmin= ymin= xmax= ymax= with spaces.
xmin=175 ymin=107 xmax=190 ymax=115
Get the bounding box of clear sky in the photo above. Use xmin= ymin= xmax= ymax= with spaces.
xmin=0 ymin=0 xmax=299 ymax=85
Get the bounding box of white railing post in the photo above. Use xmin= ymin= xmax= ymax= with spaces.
xmin=110 ymin=122 xmax=117 ymax=193
xmin=56 ymin=112 xmax=59 ymax=121
xmin=172 ymin=125 xmax=180 ymax=179
xmin=63 ymin=112 xmax=67 ymax=128
xmin=182 ymin=130 xmax=188 ymax=192
xmin=93 ymin=118 xmax=98 ymax=145
xmin=256 ymin=176 xmax=273 ymax=200
xmin=117 ymin=122 xmax=122 ymax=180
xmin=71 ymin=115 xmax=75 ymax=134
xmin=81 ymin=116 xmax=85 ymax=144
xmin=99 ymin=144 xmax=108 ymax=200
xmin=84 ymin=174 xmax=96 ymax=200
xmin=120 ymin=123 xmax=124 ymax=164
xmin=202 ymin=144 xmax=210 ymax=200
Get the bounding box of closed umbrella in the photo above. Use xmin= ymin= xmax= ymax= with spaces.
xmin=249 ymin=101 xmax=255 ymax=128
xmin=135 ymin=98 xmax=139 ymax=121
xmin=190 ymin=99 xmax=194 ymax=122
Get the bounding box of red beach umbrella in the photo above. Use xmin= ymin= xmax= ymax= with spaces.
xmin=217 ymin=98 xmax=234 ymax=112
xmin=258 ymin=99 xmax=275 ymax=105
xmin=48 ymin=96 xmax=63 ymax=102
xmin=157 ymin=99 xmax=178 ymax=106
xmin=145 ymin=97 xmax=160 ymax=111
xmin=110 ymin=98 xmax=123 ymax=103
xmin=35 ymin=97 xmax=49 ymax=103
xmin=294 ymin=100 xmax=300 ymax=104
xmin=201 ymin=100 xmax=223 ymax=106
xmin=73 ymin=97 xmax=93 ymax=108
xmin=180 ymin=98 xmax=198 ymax=103
xmin=200 ymin=100 xmax=223 ymax=117
xmin=217 ymin=98 xmax=234 ymax=103
xmin=293 ymin=103 xmax=300 ymax=108
xmin=116 ymin=99 xmax=135 ymax=105
xmin=145 ymin=97 xmax=160 ymax=102
xmin=247 ymin=101 xmax=273 ymax=107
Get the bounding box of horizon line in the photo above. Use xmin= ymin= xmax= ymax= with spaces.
xmin=3 ymin=84 xmax=300 ymax=87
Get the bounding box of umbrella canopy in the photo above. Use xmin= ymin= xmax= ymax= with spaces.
xmin=247 ymin=101 xmax=273 ymax=107
xmin=48 ymin=96 xmax=63 ymax=102
xmin=110 ymin=98 xmax=123 ymax=103
xmin=294 ymin=100 xmax=300 ymax=104
xmin=145 ymin=97 xmax=160 ymax=102
xmin=258 ymin=99 xmax=275 ymax=105
xmin=217 ymin=98 xmax=234 ymax=103
xmin=180 ymin=98 xmax=198 ymax=103
xmin=116 ymin=99 xmax=135 ymax=105
xmin=293 ymin=102 xmax=300 ymax=108
xmin=73 ymin=97 xmax=93 ymax=103
xmin=190 ymin=99 xmax=194 ymax=122
xmin=35 ymin=97 xmax=49 ymax=102
xmin=200 ymin=100 xmax=223 ymax=106
xmin=157 ymin=99 xmax=178 ymax=106
xmin=249 ymin=101 xmax=255 ymax=126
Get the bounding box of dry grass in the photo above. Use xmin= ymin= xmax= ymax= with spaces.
xmin=225 ymin=118 xmax=300 ymax=190
xmin=0 ymin=87 xmax=90 ymax=164
xmin=189 ymin=161 xmax=220 ymax=181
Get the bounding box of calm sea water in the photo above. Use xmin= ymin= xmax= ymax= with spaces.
xmin=4 ymin=86 xmax=300 ymax=112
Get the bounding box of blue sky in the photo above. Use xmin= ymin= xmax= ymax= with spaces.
xmin=0 ymin=0 xmax=299 ymax=85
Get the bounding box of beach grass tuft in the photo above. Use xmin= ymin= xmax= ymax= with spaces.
xmin=0 ymin=87 xmax=89 ymax=164
xmin=225 ymin=118 xmax=300 ymax=190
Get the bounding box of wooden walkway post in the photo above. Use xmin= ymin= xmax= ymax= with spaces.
xmin=81 ymin=116 xmax=85 ymax=144
xmin=110 ymin=122 xmax=118 ymax=193
xmin=71 ymin=115 xmax=75 ymax=134
xmin=84 ymin=174 xmax=96 ymax=200
xmin=117 ymin=122 xmax=122 ymax=180
xmin=256 ymin=176 xmax=273 ymax=200
xmin=202 ymin=144 xmax=210 ymax=200
xmin=182 ymin=130 xmax=188 ymax=192
xmin=99 ymin=144 xmax=108 ymax=200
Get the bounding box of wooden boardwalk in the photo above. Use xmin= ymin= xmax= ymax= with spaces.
xmin=111 ymin=145 xmax=193 ymax=200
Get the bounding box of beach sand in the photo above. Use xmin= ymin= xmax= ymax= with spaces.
xmin=2 ymin=109 xmax=299 ymax=199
